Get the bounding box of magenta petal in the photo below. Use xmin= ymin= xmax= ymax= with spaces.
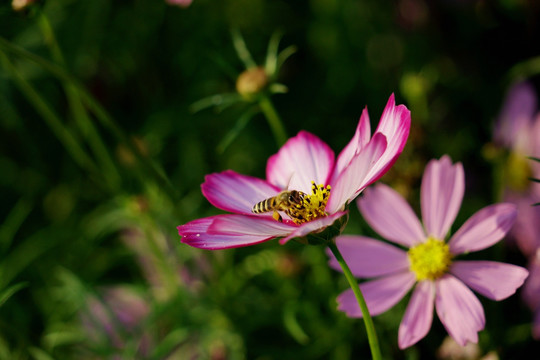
xmin=337 ymin=271 xmax=416 ymax=318
xmin=266 ymin=131 xmax=335 ymax=194
xmin=448 ymin=203 xmax=517 ymax=254
xmin=363 ymin=94 xmax=411 ymax=186
xmin=451 ymin=260 xmax=528 ymax=301
xmin=279 ymin=211 xmax=347 ymax=244
xmin=326 ymin=133 xmax=387 ymax=214
xmin=358 ymin=184 xmax=425 ymax=247
xmin=210 ymin=214 xmax=295 ymax=236
xmin=178 ymin=216 xmax=286 ymax=250
xmin=421 ymin=156 xmax=465 ymax=239
xmin=435 ymin=275 xmax=485 ymax=346
xmin=398 ymin=281 xmax=435 ymax=349
xmin=202 ymin=170 xmax=281 ymax=215
xmin=327 ymin=235 xmax=409 ymax=278
xmin=334 ymin=108 xmax=371 ymax=177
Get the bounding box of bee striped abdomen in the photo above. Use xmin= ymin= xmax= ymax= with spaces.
xmin=252 ymin=197 xmax=277 ymax=214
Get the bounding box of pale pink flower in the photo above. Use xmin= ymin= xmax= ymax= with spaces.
xmin=81 ymin=286 xmax=152 ymax=356
xmin=328 ymin=156 xmax=528 ymax=348
xmin=178 ymin=94 xmax=410 ymax=249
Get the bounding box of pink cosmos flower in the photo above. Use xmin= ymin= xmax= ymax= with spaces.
xmin=327 ymin=156 xmax=528 ymax=348
xmin=178 ymin=94 xmax=411 ymax=249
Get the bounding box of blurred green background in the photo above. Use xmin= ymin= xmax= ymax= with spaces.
xmin=1 ymin=0 xmax=539 ymax=359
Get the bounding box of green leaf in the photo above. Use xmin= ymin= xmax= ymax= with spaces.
xmin=217 ymin=106 xmax=259 ymax=153
xmin=231 ymin=29 xmax=256 ymax=70
xmin=0 ymin=282 xmax=27 ymax=307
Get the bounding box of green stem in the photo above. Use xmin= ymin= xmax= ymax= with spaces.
xmin=258 ymin=95 xmax=288 ymax=147
xmin=0 ymin=51 xmax=98 ymax=175
xmin=328 ymin=242 xmax=382 ymax=360
xmin=37 ymin=12 xmax=121 ymax=190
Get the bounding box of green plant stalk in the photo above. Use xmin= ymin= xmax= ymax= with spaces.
xmin=0 ymin=36 xmax=179 ymax=201
xmin=38 ymin=12 xmax=121 ymax=189
xmin=258 ymin=95 xmax=288 ymax=147
xmin=0 ymin=51 xmax=98 ymax=175
xmin=328 ymin=242 xmax=382 ymax=360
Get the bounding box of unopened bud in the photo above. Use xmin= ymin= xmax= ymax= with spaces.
xmin=236 ymin=67 xmax=269 ymax=100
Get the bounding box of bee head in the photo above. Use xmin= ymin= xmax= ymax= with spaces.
xmin=288 ymin=190 xmax=305 ymax=204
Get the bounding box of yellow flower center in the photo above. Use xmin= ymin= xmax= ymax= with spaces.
xmin=287 ymin=182 xmax=331 ymax=224
xmin=407 ymin=237 xmax=452 ymax=281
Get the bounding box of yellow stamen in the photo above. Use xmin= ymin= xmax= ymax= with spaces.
xmin=408 ymin=237 xmax=452 ymax=281
xmin=287 ymin=181 xmax=331 ymax=224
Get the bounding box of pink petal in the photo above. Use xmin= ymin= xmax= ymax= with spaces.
xmin=522 ymin=249 xmax=540 ymax=311
xmin=533 ymin=309 xmax=540 ymax=340
xmin=363 ymin=94 xmax=411 ymax=186
xmin=421 ymin=156 xmax=465 ymax=239
xmin=334 ymin=108 xmax=371 ymax=177
xmin=178 ymin=216 xmax=287 ymax=250
xmin=279 ymin=211 xmax=347 ymax=244
xmin=202 ymin=170 xmax=281 ymax=215
xmin=337 ymin=271 xmax=416 ymax=318
xmin=435 ymin=275 xmax=485 ymax=346
xmin=506 ymin=194 xmax=540 ymax=258
xmin=210 ymin=214 xmax=295 ymax=236
xmin=398 ymin=281 xmax=435 ymax=349
xmin=494 ymin=81 xmax=537 ymax=150
xmin=448 ymin=203 xmax=517 ymax=254
xmin=327 ymin=235 xmax=409 ymax=278
xmin=326 ymin=133 xmax=387 ymax=214
xmin=358 ymin=184 xmax=426 ymax=247
xmin=166 ymin=0 xmax=192 ymax=7
xmin=450 ymin=260 xmax=528 ymax=301
xmin=266 ymin=131 xmax=335 ymax=194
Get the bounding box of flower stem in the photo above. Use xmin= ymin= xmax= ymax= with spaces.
xmin=258 ymin=95 xmax=288 ymax=147
xmin=328 ymin=242 xmax=382 ymax=360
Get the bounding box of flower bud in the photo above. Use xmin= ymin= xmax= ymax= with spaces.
xmin=236 ymin=67 xmax=269 ymax=100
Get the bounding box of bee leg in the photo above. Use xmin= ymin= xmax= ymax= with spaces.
xmin=272 ymin=211 xmax=282 ymax=222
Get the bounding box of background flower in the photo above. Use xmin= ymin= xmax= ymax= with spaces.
xmin=328 ymin=156 xmax=528 ymax=348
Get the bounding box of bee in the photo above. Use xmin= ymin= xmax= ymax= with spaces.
xmin=252 ymin=190 xmax=307 ymax=223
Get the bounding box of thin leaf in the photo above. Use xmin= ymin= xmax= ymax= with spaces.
xmin=189 ymin=93 xmax=243 ymax=113
xmin=217 ymin=106 xmax=259 ymax=153
xmin=283 ymin=302 xmax=310 ymax=345
xmin=231 ymin=29 xmax=256 ymax=69
xmin=265 ymin=30 xmax=284 ymax=76
xmin=276 ymin=45 xmax=297 ymax=74
xmin=0 ymin=50 xmax=99 ymax=176
xmin=0 ymin=197 xmax=33 ymax=253
xmin=28 ymin=347 xmax=55 ymax=360
xmin=0 ymin=36 xmax=178 ymax=200
xmin=0 ymin=282 xmax=28 ymax=307
xmin=149 ymin=328 xmax=190 ymax=360
xmin=528 ymin=156 xmax=540 ymax=163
